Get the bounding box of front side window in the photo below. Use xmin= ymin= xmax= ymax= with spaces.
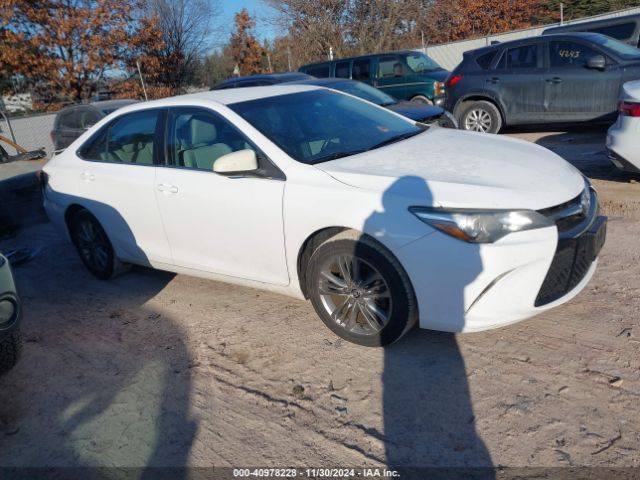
xmin=167 ymin=107 xmax=257 ymax=171
xmin=78 ymin=109 xmax=158 ymax=165
xmin=549 ymin=41 xmax=601 ymax=68
xmin=378 ymin=56 xmax=405 ymax=78
xmin=497 ymin=44 xmax=539 ymax=69
xmin=229 ymin=90 xmax=422 ymax=165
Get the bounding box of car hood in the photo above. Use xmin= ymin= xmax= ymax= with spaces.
xmin=314 ymin=128 xmax=585 ymax=211
xmin=621 ymin=79 xmax=640 ymax=101
xmin=387 ymin=102 xmax=444 ymax=121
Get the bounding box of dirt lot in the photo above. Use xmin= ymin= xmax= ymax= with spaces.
xmin=0 ymin=127 xmax=639 ymax=476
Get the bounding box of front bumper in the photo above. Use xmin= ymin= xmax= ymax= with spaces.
xmin=395 ymin=200 xmax=606 ymax=333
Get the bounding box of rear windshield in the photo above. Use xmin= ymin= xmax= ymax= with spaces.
xmin=229 ymin=90 xmax=422 ymax=165
xmin=329 ymin=81 xmax=397 ymax=106
xmin=591 ymin=34 xmax=640 ymax=60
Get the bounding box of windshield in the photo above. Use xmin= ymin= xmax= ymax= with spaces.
xmin=592 ymin=34 xmax=640 ymax=60
xmin=329 ymin=81 xmax=397 ymax=107
xmin=404 ymin=52 xmax=441 ymax=73
xmin=229 ymin=90 xmax=423 ymax=165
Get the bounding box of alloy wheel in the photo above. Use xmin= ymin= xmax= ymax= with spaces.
xmin=317 ymin=254 xmax=392 ymax=337
xmin=76 ymin=219 xmax=110 ymax=273
xmin=464 ymin=109 xmax=493 ymax=132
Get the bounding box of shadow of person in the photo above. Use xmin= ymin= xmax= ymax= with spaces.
xmin=357 ymin=176 xmax=494 ymax=479
xmin=0 ymin=202 xmax=196 ymax=478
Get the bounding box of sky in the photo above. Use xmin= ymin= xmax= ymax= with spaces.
xmin=219 ymin=0 xmax=279 ymax=43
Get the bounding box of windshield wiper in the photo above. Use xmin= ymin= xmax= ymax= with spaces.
xmin=366 ymin=130 xmax=424 ymax=151
xmin=311 ymin=149 xmax=367 ymax=164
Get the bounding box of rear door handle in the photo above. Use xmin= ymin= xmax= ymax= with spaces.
xmin=80 ymin=172 xmax=95 ymax=182
xmin=157 ymin=183 xmax=178 ymax=194
xmin=546 ymin=77 xmax=563 ymax=84
xmin=487 ymin=77 xmax=500 ymax=84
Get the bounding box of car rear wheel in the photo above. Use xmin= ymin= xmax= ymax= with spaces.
xmin=307 ymin=232 xmax=417 ymax=347
xmin=459 ymin=100 xmax=502 ymax=134
xmin=0 ymin=329 xmax=22 ymax=375
xmin=69 ymin=209 xmax=124 ymax=280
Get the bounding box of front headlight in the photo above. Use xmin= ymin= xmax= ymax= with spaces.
xmin=409 ymin=207 xmax=554 ymax=243
xmin=0 ymin=298 xmax=16 ymax=325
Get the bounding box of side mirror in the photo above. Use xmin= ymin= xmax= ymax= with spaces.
xmin=213 ymin=149 xmax=258 ymax=174
xmin=587 ymin=55 xmax=606 ymax=70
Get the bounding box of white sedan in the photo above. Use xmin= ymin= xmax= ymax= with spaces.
xmin=42 ymin=86 xmax=607 ymax=346
xmin=607 ymin=80 xmax=640 ymax=173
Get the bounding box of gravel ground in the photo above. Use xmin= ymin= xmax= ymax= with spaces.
xmin=0 ymin=128 xmax=639 ymax=475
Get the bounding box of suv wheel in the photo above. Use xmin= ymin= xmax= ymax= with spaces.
xmin=459 ymin=100 xmax=502 ymax=134
xmin=307 ymin=232 xmax=418 ymax=347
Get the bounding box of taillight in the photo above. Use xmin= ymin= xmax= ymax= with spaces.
xmin=37 ymin=170 xmax=49 ymax=188
xmin=50 ymin=131 xmax=56 ymax=142
xmin=619 ymin=101 xmax=640 ymax=117
xmin=447 ymin=75 xmax=463 ymax=88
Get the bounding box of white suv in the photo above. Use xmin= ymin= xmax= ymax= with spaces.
xmin=42 ymin=86 xmax=607 ymax=346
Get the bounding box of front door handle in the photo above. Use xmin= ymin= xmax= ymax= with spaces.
xmin=157 ymin=183 xmax=179 ymax=194
xmin=80 ymin=172 xmax=95 ymax=182
xmin=546 ymin=77 xmax=563 ymax=84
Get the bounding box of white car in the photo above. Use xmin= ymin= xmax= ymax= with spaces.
xmin=42 ymin=86 xmax=607 ymax=346
xmin=607 ymin=80 xmax=640 ymax=173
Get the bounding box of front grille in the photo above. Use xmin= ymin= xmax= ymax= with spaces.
xmin=535 ymin=187 xmax=606 ymax=307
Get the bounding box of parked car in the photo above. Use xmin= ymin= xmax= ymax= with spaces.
xmin=51 ymin=99 xmax=139 ymax=151
xmin=299 ymin=50 xmax=449 ymax=106
xmin=42 ymin=86 xmax=606 ymax=346
xmin=543 ymin=13 xmax=640 ymax=47
xmin=446 ymin=33 xmax=640 ymax=134
xmin=287 ymin=77 xmax=457 ymax=128
xmin=607 ymin=80 xmax=640 ymax=173
xmin=0 ymin=253 xmax=21 ymax=374
xmin=211 ymin=72 xmax=314 ymax=90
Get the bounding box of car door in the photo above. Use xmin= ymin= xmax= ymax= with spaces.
xmin=374 ymin=55 xmax=408 ymax=100
xmin=487 ymin=42 xmax=545 ymax=124
xmin=154 ymin=106 xmax=289 ymax=286
xmin=544 ymin=40 xmax=623 ymax=122
xmin=75 ymin=108 xmax=172 ymax=265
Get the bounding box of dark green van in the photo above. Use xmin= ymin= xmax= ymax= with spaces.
xmin=299 ymin=50 xmax=450 ymax=106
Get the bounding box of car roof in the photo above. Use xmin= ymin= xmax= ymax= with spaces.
xmin=301 ymin=49 xmax=426 ymax=68
xmin=467 ymin=32 xmax=610 ymax=56
xmin=112 ymin=85 xmax=323 ymax=114
xmin=288 ymin=78 xmax=354 ymax=86
xmin=90 ymin=99 xmax=139 ymax=111
xmin=214 ymin=72 xmax=313 ymax=87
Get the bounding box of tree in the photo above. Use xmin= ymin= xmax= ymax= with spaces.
xmin=545 ymin=0 xmax=638 ymax=21
xmin=145 ymin=0 xmax=221 ymax=89
xmin=0 ymin=0 xmax=164 ymax=105
xmin=229 ymin=9 xmax=266 ymax=76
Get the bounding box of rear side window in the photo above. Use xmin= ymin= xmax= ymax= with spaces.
xmin=306 ymin=65 xmax=331 ymax=78
xmin=335 ymin=61 xmax=350 ymax=78
xmin=475 ymin=51 xmax=498 ymax=70
xmin=58 ymin=110 xmax=79 ymax=129
xmin=77 ymin=108 xmax=101 ymax=129
xmin=352 ymin=59 xmax=371 ymax=81
xmin=79 ymin=110 xmax=159 ymax=165
xmin=589 ymin=22 xmax=636 ymax=40
xmin=549 ymin=41 xmax=602 ymax=67
xmin=496 ymin=44 xmax=538 ymax=69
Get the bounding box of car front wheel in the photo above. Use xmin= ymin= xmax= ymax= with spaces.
xmin=459 ymin=100 xmax=502 ymax=134
xmin=307 ymin=232 xmax=417 ymax=347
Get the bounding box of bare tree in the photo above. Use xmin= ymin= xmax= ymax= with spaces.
xmin=145 ymin=0 xmax=221 ymax=88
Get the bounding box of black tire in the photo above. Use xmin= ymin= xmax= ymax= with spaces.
xmin=68 ymin=209 xmax=116 ymax=280
xmin=0 ymin=329 xmax=22 ymax=375
xmin=306 ymin=231 xmax=418 ymax=347
xmin=458 ymin=100 xmax=502 ymax=134
xmin=410 ymin=95 xmax=432 ymax=105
